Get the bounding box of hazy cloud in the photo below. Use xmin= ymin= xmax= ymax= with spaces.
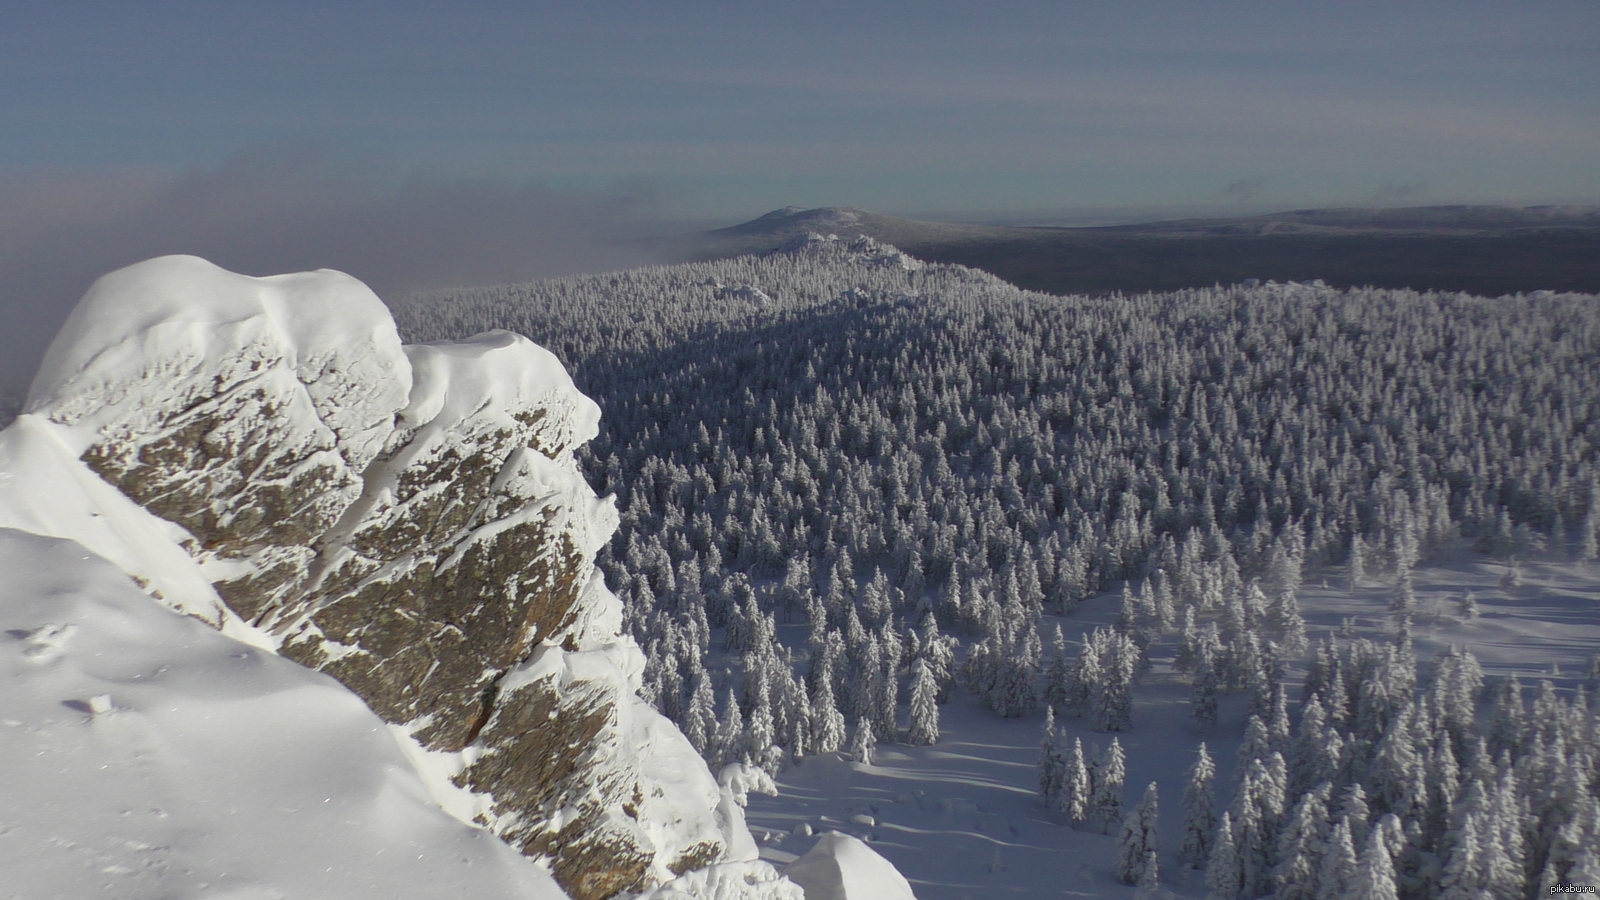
xmin=1372 ymin=181 xmax=1428 ymax=204
xmin=1224 ymin=178 xmax=1267 ymax=203
xmin=0 ymin=147 xmax=674 ymax=393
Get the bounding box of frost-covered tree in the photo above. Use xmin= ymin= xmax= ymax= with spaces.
xmin=1346 ymin=826 xmax=1399 ymax=900
xmin=907 ymin=658 xmax=940 ymax=746
xmin=1191 ymin=653 xmax=1220 ymax=729
xmin=1037 ymin=706 xmax=1062 ymax=803
xmin=1117 ymin=782 xmax=1160 ymax=886
xmin=1339 ymin=784 xmax=1373 ymax=852
xmin=1043 ymin=623 xmax=1072 ymax=711
xmin=915 ymin=612 xmax=956 ymax=702
xmin=1319 ymin=818 xmax=1360 ymax=900
xmin=1274 ymin=786 xmax=1330 ymax=900
xmin=810 ymin=677 xmax=846 ymax=754
xmin=1181 ymin=743 xmax=1217 ymax=869
xmin=1062 ymin=737 xmax=1093 ymax=824
xmin=1346 ymin=535 xmax=1367 ymax=592
xmin=684 ymin=670 xmax=716 ymax=758
xmin=1206 ymin=811 xmax=1242 ymax=900
xmin=1092 ymin=737 xmax=1127 ymax=833
xmin=714 ymin=686 xmax=745 ymax=768
xmin=848 ymin=714 xmax=875 ymax=766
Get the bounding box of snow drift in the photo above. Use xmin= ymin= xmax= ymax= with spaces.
xmin=781 ymin=832 xmax=917 ymax=900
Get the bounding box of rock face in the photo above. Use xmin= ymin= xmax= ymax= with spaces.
xmin=21 ymin=256 xmax=751 ymax=900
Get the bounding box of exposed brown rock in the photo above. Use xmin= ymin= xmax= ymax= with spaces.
xmin=61 ymin=332 xmax=722 ymax=899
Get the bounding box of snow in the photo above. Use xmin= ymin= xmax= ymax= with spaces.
xmin=781 ymin=832 xmax=917 ymax=900
xmin=720 ymin=763 xmax=780 ymax=809
xmin=0 ymin=527 xmax=565 ymax=899
xmin=740 ymin=548 xmax=1600 ymax=900
xmin=628 ymin=861 xmax=803 ymax=900
xmin=28 ymin=254 xmax=409 ymax=469
xmin=400 ymin=330 xmax=599 ymax=461
xmin=0 ymin=413 xmax=255 ymax=643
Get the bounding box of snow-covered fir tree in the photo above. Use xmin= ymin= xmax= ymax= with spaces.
xmin=1181 ymin=743 xmax=1218 ymax=869
xmin=848 ymin=713 xmax=876 ymax=765
xmin=1092 ymin=737 xmax=1127 ymax=833
xmin=1347 ymin=825 xmax=1400 ymax=900
xmin=907 ymin=658 xmax=940 ymax=746
xmin=1116 ymin=782 xmax=1160 ymax=885
xmin=1207 ymin=811 xmax=1242 ymax=900
xmin=1062 ymin=736 xmax=1093 ymax=824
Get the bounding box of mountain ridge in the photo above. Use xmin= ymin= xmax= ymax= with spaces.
xmin=686 ymin=203 xmax=1600 ymax=296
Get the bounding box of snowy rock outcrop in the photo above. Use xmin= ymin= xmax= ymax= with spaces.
xmin=3 ymin=256 xmax=785 ymax=900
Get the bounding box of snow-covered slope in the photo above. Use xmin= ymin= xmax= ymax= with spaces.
xmin=0 ymin=255 xmax=799 ymax=900
xmin=0 ymin=526 xmax=565 ymax=900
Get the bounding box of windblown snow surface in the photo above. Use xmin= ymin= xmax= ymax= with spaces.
xmin=0 ymin=526 xmax=567 ymax=900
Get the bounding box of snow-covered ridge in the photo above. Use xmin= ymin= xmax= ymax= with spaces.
xmin=0 ymin=255 xmax=801 ymax=900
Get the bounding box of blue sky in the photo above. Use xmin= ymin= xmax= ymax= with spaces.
xmin=5 ymin=1 xmax=1598 ymax=216
xmin=1 ymin=1 xmax=1597 ymax=390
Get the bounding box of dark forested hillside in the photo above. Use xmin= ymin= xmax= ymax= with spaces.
xmin=395 ymin=236 xmax=1600 ymax=898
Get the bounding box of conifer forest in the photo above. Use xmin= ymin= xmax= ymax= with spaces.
xmin=396 ymin=236 xmax=1600 ymax=899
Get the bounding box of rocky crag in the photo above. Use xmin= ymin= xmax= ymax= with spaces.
xmin=11 ymin=256 xmax=789 ymax=900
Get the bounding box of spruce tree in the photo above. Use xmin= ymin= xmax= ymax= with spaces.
xmin=1092 ymin=737 xmax=1127 ymax=833
xmin=1347 ymin=535 xmax=1366 ymax=592
xmin=1579 ymin=507 xmax=1598 ymax=563
xmin=1206 ymin=811 xmax=1242 ymax=900
xmin=746 ymin=691 xmax=778 ymax=774
xmin=684 ymin=670 xmax=716 ymax=758
xmin=1192 ymin=654 xmax=1220 ymax=729
xmin=1116 ymin=782 xmax=1160 ymax=885
xmin=1043 ymin=623 xmax=1072 ymax=711
xmin=874 ymin=647 xmax=899 ymax=740
xmin=1037 ymin=706 xmax=1062 ymax=802
xmin=715 ymin=686 xmax=745 ymax=769
xmin=1318 ymin=818 xmax=1360 ymax=900
xmin=849 ymin=713 xmax=876 ymax=765
xmin=917 ymin=612 xmax=955 ymax=701
xmin=1274 ymin=786 xmax=1330 ymax=900
xmin=1345 ymin=826 xmax=1399 ymax=900
xmin=1339 ymin=783 xmax=1373 ymax=851
xmin=1136 ymin=850 xmax=1160 ymax=898
xmin=907 ymin=659 xmax=940 ymax=746
xmin=1181 ymin=743 xmax=1217 ymax=868
xmin=1063 ymin=737 xmax=1093 ymax=824
xmin=1067 ymin=635 xmax=1101 ymax=716
xmin=810 ymin=676 xmax=846 ymax=754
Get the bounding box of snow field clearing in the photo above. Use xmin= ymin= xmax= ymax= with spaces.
xmin=744 ymin=549 xmax=1600 ymax=899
